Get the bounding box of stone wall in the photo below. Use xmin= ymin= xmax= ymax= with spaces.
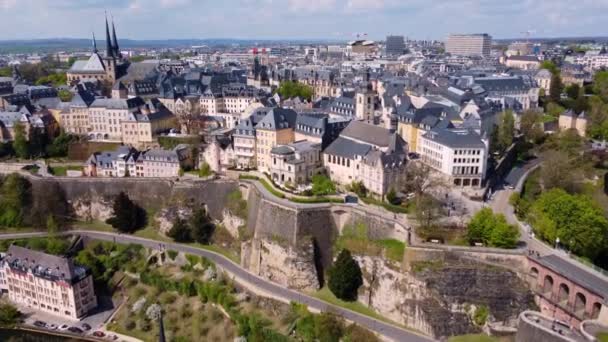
xmin=28 ymin=177 xmax=238 ymax=221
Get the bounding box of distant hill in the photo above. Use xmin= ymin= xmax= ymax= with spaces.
xmin=0 ymin=38 xmax=344 ymax=54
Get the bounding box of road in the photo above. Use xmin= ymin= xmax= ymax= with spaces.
xmin=0 ymin=230 xmax=434 ymax=342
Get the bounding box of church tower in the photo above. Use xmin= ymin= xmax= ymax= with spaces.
xmin=355 ymin=70 xmax=375 ymax=123
xmin=111 ymin=18 xmax=122 ymax=59
xmin=104 ymin=13 xmax=117 ymax=83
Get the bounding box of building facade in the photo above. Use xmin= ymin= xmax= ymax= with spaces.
xmin=446 ymin=34 xmax=492 ymax=57
xmin=0 ymin=245 xmax=97 ymax=321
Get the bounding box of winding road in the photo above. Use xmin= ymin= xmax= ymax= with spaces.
xmin=0 ymin=230 xmax=434 ymax=342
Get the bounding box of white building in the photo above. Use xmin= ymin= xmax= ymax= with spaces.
xmin=417 ymin=128 xmax=488 ymax=188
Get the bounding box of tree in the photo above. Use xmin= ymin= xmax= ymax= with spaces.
xmin=348 ymin=181 xmax=368 ymax=198
xmin=495 ymin=110 xmax=515 ymax=153
xmin=28 ymin=127 xmax=49 ymax=158
xmin=0 ymin=173 xmax=32 ymax=227
xmin=106 ymin=192 xmax=146 ymax=233
xmin=546 ymin=102 xmax=566 ymax=118
xmin=46 ymin=132 xmax=76 ymax=158
xmin=404 ymin=162 xmax=439 ymax=196
xmin=314 ymin=312 xmax=344 ymax=342
xmin=519 ymin=110 xmax=544 ymax=143
xmin=344 ymin=324 xmax=379 ymax=342
xmin=414 ymin=193 xmax=442 ymax=229
xmin=58 ymin=89 xmax=73 ymax=102
xmin=529 ymin=189 xmax=608 ymax=260
xmin=466 ymin=208 xmax=519 ymax=248
xmin=199 ymin=162 xmax=212 ymax=177
xmin=311 ymin=174 xmax=335 ymax=196
xmin=12 ymin=122 xmax=29 ymax=159
xmin=327 ymin=249 xmax=363 ymax=301
xmin=276 ymin=81 xmax=313 ymax=101
xmin=540 ymin=150 xmax=579 ymax=193
xmin=168 ymin=218 xmax=192 ymax=242
xmin=592 ymin=70 xmax=608 ymax=102
xmin=549 ymin=72 xmax=563 ymax=103
xmin=191 ymin=208 xmax=215 ymax=244
xmin=587 ymin=96 xmax=608 ymax=139
xmin=540 ymin=60 xmax=558 ymax=75
xmin=386 ymin=188 xmax=399 ymax=205
xmin=0 ymin=303 xmax=21 ymax=328
xmin=566 ymin=84 xmax=581 ymax=100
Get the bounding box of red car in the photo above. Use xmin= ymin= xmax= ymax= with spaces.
xmin=93 ymin=331 xmax=105 ymax=338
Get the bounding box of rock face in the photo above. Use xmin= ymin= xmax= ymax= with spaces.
xmin=221 ymin=209 xmax=245 ymax=239
xmin=356 ymin=255 xmax=534 ymax=340
xmin=72 ymin=198 xmax=114 ymax=222
xmin=242 ymin=238 xmax=320 ymax=292
xmin=155 ymin=206 xmax=193 ymax=235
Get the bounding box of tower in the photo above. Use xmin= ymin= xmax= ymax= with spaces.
xmin=104 ymin=13 xmax=117 ymax=83
xmin=92 ymin=32 xmax=98 ymax=54
xmin=111 ymin=17 xmax=121 ymax=59
xmin=355 ymin=71 xmax=375 ymax=122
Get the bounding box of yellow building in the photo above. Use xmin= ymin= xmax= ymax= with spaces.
xmin=254 ymin=108 xmax=297 ymax=173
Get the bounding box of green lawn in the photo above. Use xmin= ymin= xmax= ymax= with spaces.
xmin=597 ymin=332 xmax=608 ymax=342
xmin=449 ymin=334 xmax=510 ymax=342
xmin=49 ymin=165 xmax=82 ymax=176
xmin=376 ymin=239 xmax=406 ymax=262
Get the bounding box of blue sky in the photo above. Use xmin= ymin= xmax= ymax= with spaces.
xmin=0 ymin=0 xmax=607 ymax=40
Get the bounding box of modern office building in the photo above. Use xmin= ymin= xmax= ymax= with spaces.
xmin=385 ymin=35 xmax=405 ymax=56
xmin=445 ymin=34 xmax=492 ymax=57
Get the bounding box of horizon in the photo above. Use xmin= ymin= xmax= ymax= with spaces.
xmin=0 ymin=0 xmax=607 ymax=41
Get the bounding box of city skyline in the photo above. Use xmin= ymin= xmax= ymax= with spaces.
xmin=0 ymin=0 xmax=607 ymax=41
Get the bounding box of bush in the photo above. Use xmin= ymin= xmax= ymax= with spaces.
xmin=327 ymin=249 xmax=363 ymax=301
xmin=348 ymin=181 xmax=367 ymax=198
xmin=466 ymin=208 xmax=519 ymax=249
xmin=344 ymin=323 xmax=379 ymax=342
xmin=311 ymin=174 xmax=336 ymax=196
xmin=167 ymin=218 xmax=192 ymax=243
xmin=0 ymin=303 xmax=21 ymax=328
xmin=199 ymin=162 xmax=212 ymax=177
xmin=473 ymin=305 xmax=489 ymax=326
xmin=167 ymin=250 xmax=178 ymax=260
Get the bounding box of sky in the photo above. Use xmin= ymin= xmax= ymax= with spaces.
xmin=0 ymin=0 xmax=607 ymax=41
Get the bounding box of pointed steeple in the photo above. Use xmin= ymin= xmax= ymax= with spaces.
xmin=111 ymin=16 xmax=121 ymax=58
xmin=105 ymin=12 xmax=114 ymax=58
xmin=92 ymin=32 xmax=98 ymax=54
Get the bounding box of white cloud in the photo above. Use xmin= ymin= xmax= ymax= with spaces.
xmin=0 ymin=0 xmax=18 ymax=9
xmin=287 ymin=0 xmax=336 ymax=12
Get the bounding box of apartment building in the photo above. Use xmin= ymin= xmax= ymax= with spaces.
xmin=269 ymin=140 xmax=322 ymax=186
xmin=0 ymin=245 xmax=97 ymax=320
xmin=323 ymin=121 xmax=408 ymax=196
xmin=417 ymin=128 xmax=488 ymax=188
xmin=233 ymin=107 xmax=270 ymax=169
xmin=202 ymin=134 xmax=235 ymax=173
xmin=255 ymin=108 xmax=297 ymax=173
xmin=84 ymin=146 xmax=182 ymax=178
xmin=446 ymin=34 xmax=492 ymax=57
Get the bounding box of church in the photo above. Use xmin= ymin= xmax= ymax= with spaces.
xmin=67 ymin=16 xmax=130 ymax=86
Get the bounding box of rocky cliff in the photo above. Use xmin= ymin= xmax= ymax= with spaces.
xmin=241 ymin=238 xmax=320 ymax=292
xmin=356 ymin=255 xmax=534 ymax=339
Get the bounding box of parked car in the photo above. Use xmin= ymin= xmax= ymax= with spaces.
xmin=93 ymin=331 xmax=105 ymax=337
xmin=59 ymin=324 xmax=69 ymax=331
xmin=33 ymin=321 xmax=46 ymax=328
xmin=82 ymin=323 xmax=92 ymax=331
xmin=68 ymin=327 xmax=83 ymax=334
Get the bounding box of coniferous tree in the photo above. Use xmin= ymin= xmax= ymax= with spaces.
xmin=191 ymin=208 xmax=215 ymax=244
xmin=167 ymin=218 xmax=192 ymax=242
xmin=328 ymin=249 xmax=363 ymax=301
xmin=106 ymin=192 xmax=146 ymax=233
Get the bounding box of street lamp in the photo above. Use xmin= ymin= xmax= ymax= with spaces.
xmin=555 ymin=237 xmax=560 ymax=249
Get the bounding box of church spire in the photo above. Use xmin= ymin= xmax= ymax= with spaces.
xmin=105 ymin=12 xmax=114 ymax=58
xmin=111 ymin=16 xmax=121 ymax=58
xmin=92 ymin=31 xmax=98 ymax=54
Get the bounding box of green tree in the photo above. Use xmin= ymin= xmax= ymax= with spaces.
xmin=592 ymin=70 xmax=608 ymax=102
xmin=495 ymin=110 xmax=515 ymax=152
xmin=540 ymin=60 xmax=559 ymax=75
xmin=58 ymin=89 xmax=73 ymax=102
xmin=328 ymin=249 xmax=363 ymax=301
xmin=276 ymin=81 xmax=314 ymax=101
xmin=546 ymin=102 xmax=566 ymax=118
xmin=191 ymin=208 xmax=215 ymax=244
xmin=529 ymin=189 xmax=608 ymax=260
xmin=386 ymin=188 xmax=399 ymax=205
xmin=12 ymin=122 xmax=29 ymax=159
xmin=106 ymin=192 xmax=146 ymax=233
xmin=466 ymin=208 xmax=519 ymax=248
xmin=566 ymin=84 xmax=581 ymax=100
xmin=311 ymin=174 xmax=335 ymax=196
xmin=0 ymin=303 xmax=21 ymax=327
xmin=549 ymin=72 xmax=564 ymax=103
xmin=167 ymin=218 xmax=192 ymax=242
xmin=46 ymin=132 xmax=76 ymax=158
xmin=0 ymin=173 xmax=32 ymax=227
xmin=349 ymin=181 xmax=368 ymax=198
xmin=199 ymin=162 xmax=212 ymax=177
xmin=28 ymin=127 xmax=49 ymax=158
xmin=314 ymin=312 xmax=344 ymax=342
xmin=519 ymin=110 xmax=544 ymax=143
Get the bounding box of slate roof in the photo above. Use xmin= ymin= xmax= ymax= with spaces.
xmin=423 ymin=128 xmax=486 ymax=149
xmin=69 ymin=53 xmax=106 ymax=73
xmin=507 ymin=55 xmax=540 ymax=62
xmin=474 ymin=76 xmax=530 ymax=92
xmin=90 ymin=97 xmax=145 ymax=110
xmin=341 ymin=120 xmax=391 ymax=147
xmin=256 ymin=107 xmax=297 ymax=131
xmin=2 ymin=245 xmax=88 ymax=284
xmin=323 ymin=136 xmax=372 ymax=159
